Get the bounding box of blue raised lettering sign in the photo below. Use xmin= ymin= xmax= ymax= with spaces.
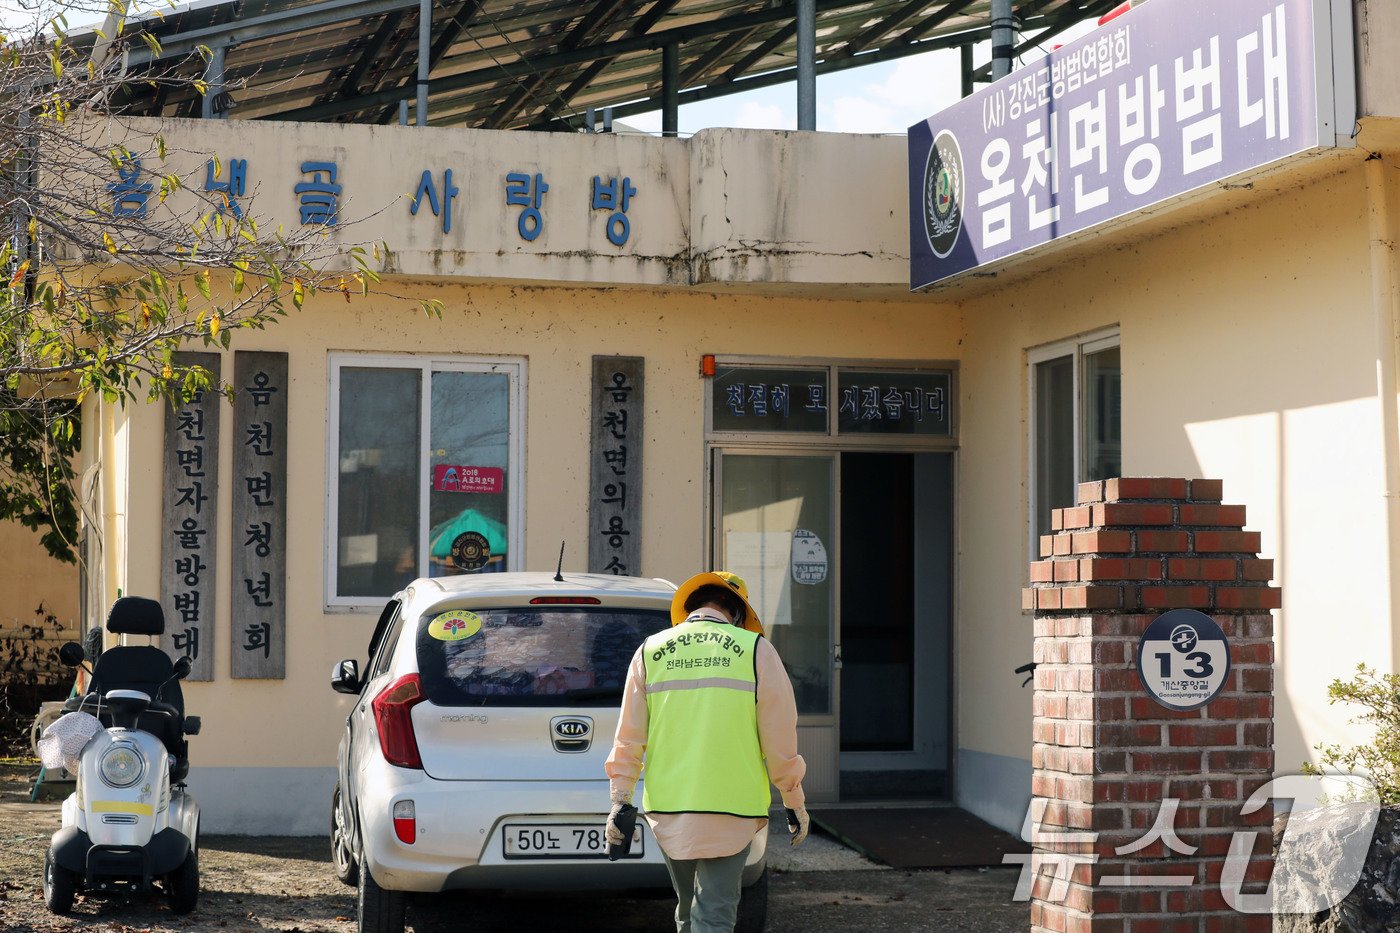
xmin=295 ymin=161 xmax=341 ymax=225
xmin=411 ymin=168 xmax=459 ymax=234
xmin=506 ymin=171 xmax=548 ymax=241
xmin=109 ymin=157 xmax=152 ymax=217
xmin=591 ymin=175 xmax=637 ymax=246
xmin=205 ymin=158 xmax=247 ymax=218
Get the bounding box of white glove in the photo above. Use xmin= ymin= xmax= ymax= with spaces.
xmin=605 ymin=801 xmax=629 ymax=847
xmin=606 ymin=788 xmax=633 ymax=847
xmin=785 ymin=807 xmax=809 ymax=846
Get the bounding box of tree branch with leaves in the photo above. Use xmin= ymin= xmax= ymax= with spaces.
xmin=0 ymin=0 xmax=438 ymax=564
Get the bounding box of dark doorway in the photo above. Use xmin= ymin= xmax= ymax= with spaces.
xmin=839 ymin=452 xmax=952 ymax=799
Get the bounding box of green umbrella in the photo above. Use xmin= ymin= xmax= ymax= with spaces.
xmin=429 ymin=508 xmax=509 ymax=560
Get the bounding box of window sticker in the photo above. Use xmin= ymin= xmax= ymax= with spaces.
xmin=451 ymin=531 xmax=492 ymax=571
xmin=791 ymin=528 xmax=828 ymax=585
xmin=428 ymin=610 xmax=483 ymax=641
xmin=433 ymin=464 xmax=504 ymax=494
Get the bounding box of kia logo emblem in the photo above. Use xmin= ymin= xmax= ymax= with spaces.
xmin=554 ymin=718 xmax=590 ymax=738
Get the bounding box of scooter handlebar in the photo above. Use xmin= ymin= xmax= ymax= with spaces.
xmin=65 ymin=693 xmax=183 ymax=723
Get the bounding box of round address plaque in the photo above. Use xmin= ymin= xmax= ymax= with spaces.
xmin=1136 ymin=609 xmax=1231 ymax=711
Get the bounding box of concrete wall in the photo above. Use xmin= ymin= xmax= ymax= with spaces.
xmin=689 ymin=130 xmax=908 ymax=290
xmin=91 ymin=117 xmax=910 ymax=296
xmin=0 ymin=521 xmax=78 ymax=629
xmin=956 ymin=154 xmax=1387 ymax=831
xmin=1357 ymin=0 xmax=1400 ymax=119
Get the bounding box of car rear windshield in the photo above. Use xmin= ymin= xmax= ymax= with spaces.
xmin=416 ymin=607 xmax=669 ymax=707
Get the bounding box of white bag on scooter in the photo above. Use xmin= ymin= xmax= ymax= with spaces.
xmin=38 ymin=710 xmax=102 ymax=775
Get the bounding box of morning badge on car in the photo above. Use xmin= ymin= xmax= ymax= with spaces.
xmin=428 ymin=610 xmax=483 ymax=641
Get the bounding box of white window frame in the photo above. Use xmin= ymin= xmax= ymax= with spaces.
xmin=1026 ymin=328 xmax=1120 ymax=559
xmin=326 ymin=352 xmax=527 ymax=610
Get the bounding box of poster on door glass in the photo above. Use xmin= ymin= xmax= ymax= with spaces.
xmin=791 ymin=529 xmax=828 ymax=585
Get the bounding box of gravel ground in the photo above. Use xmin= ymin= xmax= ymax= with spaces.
xmin=0 ymin=763 xmax=1029 ymax=932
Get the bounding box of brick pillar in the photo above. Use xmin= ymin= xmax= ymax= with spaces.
xmin=1021 ymin=478 xmax=1280 ymax=933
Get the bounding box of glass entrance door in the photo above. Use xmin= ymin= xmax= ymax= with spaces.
xmin=714 ymin=452 xmax=838 ymax=800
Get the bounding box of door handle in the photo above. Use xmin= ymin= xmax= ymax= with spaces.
xmin=833 ymin=644 xmax=842 ymax=670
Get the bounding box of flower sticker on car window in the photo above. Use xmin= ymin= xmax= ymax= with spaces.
xmin=428 ymin=610 xmax=483 ymax=641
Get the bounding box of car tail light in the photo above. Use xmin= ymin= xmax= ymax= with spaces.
xmin=393 ymin=800 xmax=416 ymax=845
xmin=371 ymin=674 xmax=425 ymax=770
xmin=528 ymin=596 xmax=601 ymax=605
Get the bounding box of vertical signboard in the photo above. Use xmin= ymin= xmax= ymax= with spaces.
xmin=231 ymin=351 xmax=287 ymax=679
xmin=161 ymin=351 xmax=220 ymax=681
xmin=909 ymin=0 xmax=1354 ymax=289
xmin=589 ymin=357 xmax=643 ymax=576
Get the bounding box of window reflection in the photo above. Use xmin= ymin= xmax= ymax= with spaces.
xmin=1084 ymin=347 xmax=1122 ymax=484
xmin=722 ymin=456 xmax=834 ymax=716
xmin=337 ymin=368 xmax=421 ymax=597
xmin=429 ymin=372 xmax=510 ymax=577
xmin=1035 ymin=356 xmax=1074 ymax=542
xmin=334 ymin=363 xmax=518 ymax=601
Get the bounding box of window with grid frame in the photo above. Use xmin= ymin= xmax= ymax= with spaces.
xmin=327 ymin=354 xmax=525 ymax=607
xmin=1028 ymin=332 xmax=1121 ymax=553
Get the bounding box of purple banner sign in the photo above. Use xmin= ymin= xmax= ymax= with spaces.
xmin=910 ymin=0 xmax=1348 ymax=290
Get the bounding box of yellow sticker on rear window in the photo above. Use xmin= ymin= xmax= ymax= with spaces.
xmin=428 ymin=610 xmax=482 ymax=641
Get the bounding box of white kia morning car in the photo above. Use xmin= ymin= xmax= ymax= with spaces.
xmin=330 ymin=572 xmax=770 ymax=933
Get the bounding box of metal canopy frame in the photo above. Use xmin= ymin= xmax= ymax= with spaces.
xmin=85 ymin=0 xmax=1114 ymax=130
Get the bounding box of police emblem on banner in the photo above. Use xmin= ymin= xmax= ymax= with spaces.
xmin=923 ymin=129 xmax=965 ymax=260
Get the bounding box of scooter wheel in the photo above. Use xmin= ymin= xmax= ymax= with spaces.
xmin=167 ymin=847 xmax=199 ymax=915
xmin=43 ymin=849 xmax=76 ymax=914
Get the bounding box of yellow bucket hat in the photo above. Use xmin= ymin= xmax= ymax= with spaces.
xmin=670 ymin=571 xmax=763 ymax=635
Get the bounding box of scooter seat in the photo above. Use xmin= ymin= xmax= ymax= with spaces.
xmin=90 ymin=647 xmax=179 ymax=710
xmin=88 ymin=647 xmax=190 ymax=759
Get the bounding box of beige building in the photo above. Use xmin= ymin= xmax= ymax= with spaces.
xmin=63 ymin=1 xmax=1400 ymax=837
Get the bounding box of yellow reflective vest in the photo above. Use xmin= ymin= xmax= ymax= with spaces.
xmin=640 ymin=618 xmax=771 ymax=818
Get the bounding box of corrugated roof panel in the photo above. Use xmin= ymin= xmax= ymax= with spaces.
xmin=92 ymin=0 xmax=1113 ymax=128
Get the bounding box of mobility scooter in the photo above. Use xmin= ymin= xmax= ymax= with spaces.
xmin=42 ymin=596 xmax=202 ymax=914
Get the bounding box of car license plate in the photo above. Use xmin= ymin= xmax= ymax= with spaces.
xmin=502 ymin=823 xmax=644 ymax=860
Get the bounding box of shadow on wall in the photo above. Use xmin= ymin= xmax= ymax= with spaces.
xmin=1180 ymin=396 xmax=1393 ymax=785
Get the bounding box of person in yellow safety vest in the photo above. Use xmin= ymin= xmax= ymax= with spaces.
xmin=605 ymin=571 xmax=809 ymax=933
